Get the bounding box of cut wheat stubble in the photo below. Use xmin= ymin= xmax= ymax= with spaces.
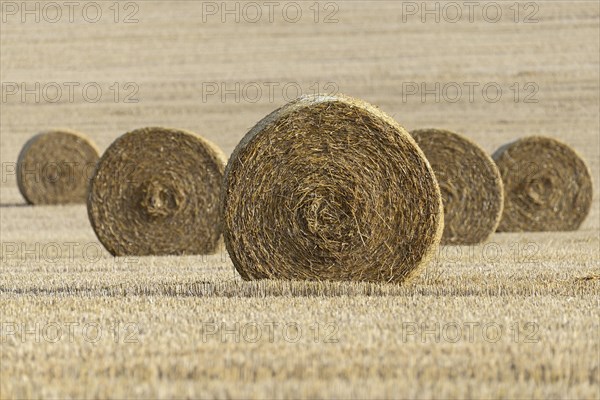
xmin=221 ymin=94 xmax=444 ymax=283
xmin=493 ymin=136 xmax=593 ymax=232
xmin=87 ymin=127 xmax=226 ymax=256
xmin=17 ymin=129 xmax=100 ymax=205
xmin=411 ymin=128 xmax=504 ymax=245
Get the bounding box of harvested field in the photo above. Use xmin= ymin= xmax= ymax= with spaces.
xmin=1 ymin=1 xmax=599 ymax=399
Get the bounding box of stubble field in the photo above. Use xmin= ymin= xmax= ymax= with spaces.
xmin=1 ymin=1 xmax=599 ymax=399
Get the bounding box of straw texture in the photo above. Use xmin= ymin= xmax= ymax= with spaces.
xmin=411 ymin=128 xmax=504 ymax=244
xmin=17 ymin=129 xmax=99 ymax=205
xmin=88 ymin=127 xmax=226 ymax=256
xmin=493 ymin=136 xmax=593 ymax=231
xmin=221 ymin=94 xmax=443 ymax=283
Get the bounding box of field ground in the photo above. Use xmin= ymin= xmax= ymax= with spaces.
xmin=1 ymin=1 xmax=599 ymax=399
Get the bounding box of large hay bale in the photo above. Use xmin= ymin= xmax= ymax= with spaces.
xmin=493 ymin=136 xmax=593 ymax=231
xmin=411 ymin=128 xmax=504 ymax=245
xmin=221 ymin=94 xmax=444 ymax=283
xmin=88 ymin=127 xmax=226 ymax=256
xmin=17 ymin=129 xmax=100 ymax=205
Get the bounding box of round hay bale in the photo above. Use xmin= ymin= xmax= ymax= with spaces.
xmin=88 ymin=127 xmax=226 ymax=256
xmin=17 ymin=129 xmax=100 ymax=205
xmin=221 ymin=94 xmax=444 ymax=283
xmin=411 ymin=128 xmax=504 ymax=245
xmin=493 ymin=136 xmax=593 ymax=231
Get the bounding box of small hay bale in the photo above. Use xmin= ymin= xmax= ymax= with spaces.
xmin=88 ymin=127 xmax=226 ymax=256
xmin=221 ymin=94 xmax=444 ymax=283
xmin=411 ymin=128 xmax=504 ymax=245
xmin=17 ymin=129 xmax=100 ymax=205
xmin=493 ymin=136 xmax=593 ymax=231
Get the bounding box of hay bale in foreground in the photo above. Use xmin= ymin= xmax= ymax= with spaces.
xmin=493 ymin=136 xmax=593 ymax=231
xmin=411 ymin=128 xmax=504 ymax=245
xmin=88 ymin=127 xmax=226 ymax=256
xmin=221 ymin=94 xmax=444 ymax=283
xmin=17 ymin=129 xmax=100 ymax=205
